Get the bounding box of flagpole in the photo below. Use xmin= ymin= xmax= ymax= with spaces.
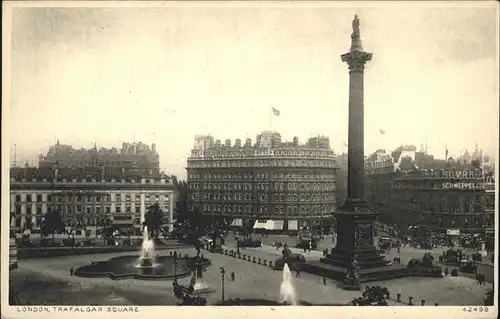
xmin=270 ymin=108 xmax=273 ymax=132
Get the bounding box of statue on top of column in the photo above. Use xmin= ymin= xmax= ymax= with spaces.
xmin=352 ymin=15 xmax=360 ymax=39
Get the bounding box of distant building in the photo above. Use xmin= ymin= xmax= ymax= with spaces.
xmin=10 ymin=142 xmax=175 ymax=234
xmin=38 ymin=139 xmax=160 ymax=175
xmin=186 ymin=131 xmax=338 ymax=233
xmin=366 ymin=145 xmax=495 ymax=247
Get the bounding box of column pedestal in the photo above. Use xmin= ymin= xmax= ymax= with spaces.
xmin=322 ymin=199 xmax=390 ymax=269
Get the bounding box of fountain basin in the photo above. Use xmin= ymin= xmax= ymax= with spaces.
xmin=139 ymin=256 xmax=154 ymax=268
xmin=75 ymin=255 xmax=211 ymax=281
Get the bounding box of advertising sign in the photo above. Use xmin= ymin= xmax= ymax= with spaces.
xmin=446 ymin=229 xmax=460 ymax=236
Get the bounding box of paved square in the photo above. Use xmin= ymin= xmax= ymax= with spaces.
xmin=11 ymin=246 xmax=492 ymax=306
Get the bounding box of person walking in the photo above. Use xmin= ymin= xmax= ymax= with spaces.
xmin=296 ymin=269 xmax=301 ymax=278
xmin=70 ymin=267 xmax=74 ymax=276
xmin=322 ymin=275 xmax=327 ymax=285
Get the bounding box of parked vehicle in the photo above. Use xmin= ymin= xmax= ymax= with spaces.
xmin=459 ymin=260 xmax=478 ymax=273
xmin=377 ymin=236 xmax=392 ymax=252
xmin=444 ymin=249 xmax=460 ymax=266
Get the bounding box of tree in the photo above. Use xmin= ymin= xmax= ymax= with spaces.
xmin=484 ymin=290 xmax=493 ymax=306
xmin=143 ymin=203 xmax=165 ymax=239
xmin=40 ymin=209 xmax=65 ymax=243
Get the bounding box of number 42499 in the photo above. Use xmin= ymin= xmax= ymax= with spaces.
xmin=462 ymin=307 xmax=489 ymax=312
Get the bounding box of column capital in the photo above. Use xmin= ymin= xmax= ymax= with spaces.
xmin=341 ymin=51 xmax=373 ymax=72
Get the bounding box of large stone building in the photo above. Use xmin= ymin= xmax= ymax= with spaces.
xmin=186 ymin=132 xmax=338 ymax=232
xmin=38 ymin=139 xmax=160 ymax=175
xmin=10 ymin=141 xmax=175 ymax=234
xmin=366 ymin=145 xmax=495 ymax=248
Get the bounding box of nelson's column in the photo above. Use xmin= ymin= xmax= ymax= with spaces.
xmin=315 ymin=15 xmax=396 ymax=282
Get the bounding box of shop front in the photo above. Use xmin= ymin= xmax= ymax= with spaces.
xmin=446 ymin=229 xmax=460 ymax=247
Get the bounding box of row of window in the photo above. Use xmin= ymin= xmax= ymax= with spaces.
xmin=11 ymin=215 xmax=144 ymax=228
xmin=190 ymin=149 xmax=333 ymax=159
xmin=14 ymin=193 xmax=170 ymax=203
xmin=188 ymin=159 xmax=336 ymax=169
xmin=193 ymin=192 xmax=335 ymax=202
xmin=200 ymin=204 xmax=333 ymax=215
xmin=189 ymin=182 xmax=336 ymax=191
xmin=14 ymin=204 xmax=170 ymax=215
xmin=188 ymin=171 xmax=336 ymax=181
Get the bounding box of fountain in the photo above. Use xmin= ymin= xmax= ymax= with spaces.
xmin=279 ymin=263 xmax=297 ymax=305
xmin=137 ymin=226 xmax=155 ymax=268
xmin=74 ymin=222 xmax=212 ymax=281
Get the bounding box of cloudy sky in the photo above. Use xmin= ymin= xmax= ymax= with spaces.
xmin=5 ymin=2 xmax=498 ymax=178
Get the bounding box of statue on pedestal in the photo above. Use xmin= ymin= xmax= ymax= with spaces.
xmin=352 ymin=14 xmax=360 ymax=38
xmin=344 ymin=258 xmax=360 ymax=289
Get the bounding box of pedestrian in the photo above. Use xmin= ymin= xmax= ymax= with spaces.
xmin=444 ymin=267 xmax=449 ymax=276
xmin=393 ymin=256 xmax=397 ymax=264
xmin=231 ymin=271 xmax=235 ymax=281
xmin=70 ymin=267 xmax=74 ymax=276
xmin=296 ymin=269 xmax=301 ymax=278
xmin=475 ymin=273 xmax=480 ymax=284
xmin=323 ymin=275 xmax=327 ymax=285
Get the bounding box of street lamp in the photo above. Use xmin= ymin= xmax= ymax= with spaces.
xmin=174 ymin=254 xmax=177 ymax=278
xmin=220 ymin=266 xmax=226 ymax=301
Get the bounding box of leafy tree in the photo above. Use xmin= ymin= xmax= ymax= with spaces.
xmin=143 ymin=203 xmax=165 ymax=239
xmin=40 ymin=209 xmax=65 ymax=243
xmin=484 ymin=290 xmax=493 ymax=306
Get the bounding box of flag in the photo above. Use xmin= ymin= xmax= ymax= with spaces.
xmin=379 ymin=129 xmax=386 ymax=135
xmin=272 ymin=107 xmax=280 ymax=116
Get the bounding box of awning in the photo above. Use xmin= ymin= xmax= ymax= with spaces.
xmin=230 ymin=218 xmax=243 ymax=227
xmin=288 ymin=220 xmax=298 ymax=231
xmin=273 ymin=220 xmax=284 ymax=230
xmin=253 ymin=220 xmax=284 ymax=230
xmin=253 ymin=220 xmax=268 ymax=229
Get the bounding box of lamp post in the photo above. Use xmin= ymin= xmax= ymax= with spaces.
xmin=174 ymin=254 xmax=177 ymax=278
xmin=220 ymin=266 xmax=226 ymax=301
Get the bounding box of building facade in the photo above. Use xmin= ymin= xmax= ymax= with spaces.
xmin=186 ymin=132 xmax=338 ymax=232
xmin=366 ymin=160 xmax=495 ymax=247
xmin=37 ymin=140 xmax=160 ymax=175
xmin=10 ymin=141 xmax=175 ymax=234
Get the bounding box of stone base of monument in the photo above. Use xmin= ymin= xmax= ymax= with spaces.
xmin=303 ymin=261 xmax=409 ymax=283
xmin=191 ymin=281 xmax=215 ymax=295
xmin=342 ymin=278 xmax=361 ymax=291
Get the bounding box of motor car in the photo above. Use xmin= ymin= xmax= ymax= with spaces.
xmin=459 ymin=260 xmax=477 ymax=273
xmin=377 ymin=236 xmax=392 ymax=251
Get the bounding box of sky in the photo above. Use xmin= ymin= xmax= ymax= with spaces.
xmin=5 ymin=2 xmax=499 ymax=179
